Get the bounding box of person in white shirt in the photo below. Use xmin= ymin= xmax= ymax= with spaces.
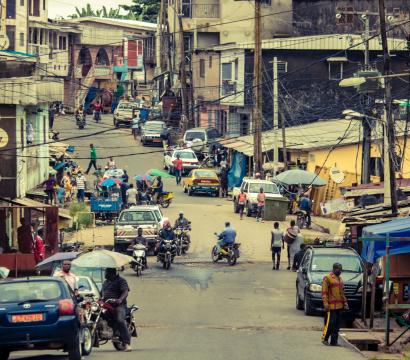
xmin=54 ymin=260 xmax=78 ymax=294
xmin=126 ymin=184 xmax=138 ymax=205
xmin=271 ymin=222 xmax=283 ymax=270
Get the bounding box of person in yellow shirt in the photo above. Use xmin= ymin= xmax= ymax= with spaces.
xmin=321 ymin=263 xmax=348 ymax=346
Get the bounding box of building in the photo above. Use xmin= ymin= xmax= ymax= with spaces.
xmin=214 ymin=34 xmax=409 ymax=137
xmin=60 ymin=17 xmax=157 ymax=111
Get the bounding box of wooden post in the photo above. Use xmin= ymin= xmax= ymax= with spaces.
xmin=362 ymin=262 xmax=368 ymax=325
xmin=369 ymin=263 xmax=377 ymax=329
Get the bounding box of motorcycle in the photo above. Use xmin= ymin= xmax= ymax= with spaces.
xmin=175 ymin=225 xmax=191 ymax=255
xmin=85 ymin=299 xmax=138 ymax=351
xmin=76 ymin=112 xmax=86 ymax=129
xmin=211 ymin=234 xmax=241 ymax=266
xmin=129 ymin=244 xmax=146 ymax=276
xmin=148 ymin=189 xmax=174 ymax=208
xmin=156 ymin=239 xmax=177 ymax=270
xmin=295 ymin=209 xmax=310 ymax=229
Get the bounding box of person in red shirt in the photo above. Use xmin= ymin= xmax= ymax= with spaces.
xmin=237 ymin=190 xmax=247 ymax=220
xmin=32 ymin=227 xmax=45 ymax=264
xmin=172 ymin=154 xmax=183 ymax=185
xmin=93 ymin=101 xmax=103 ymax=123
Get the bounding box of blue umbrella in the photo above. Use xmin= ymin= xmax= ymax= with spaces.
xmin=101 ymin=178 xmax=116 ymax=187
xmin=36 ymin=252 xmax=80 ymax=270
xmin=134 ymin=174 xmax=152 ymax=182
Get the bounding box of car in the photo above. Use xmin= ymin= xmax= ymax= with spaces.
xmin=232 ymin=178 xmax=282 ymax=216
xmin=114 ymin=205 xmax=164 ymax=253
xmin=0 ymin=277 xmax=91 ymax=360
xmin=141 ymin=120 xmax=167 ymax=146
xmin=183 ymin=127 xmax=221 ymax=154
xmin=52 ymin=265 xmax=104 ymax=293
xmin=182 ymin=169 xmax=220 ymax=197
xmin=113 ymin=101 xmax=135 ymax=127
xmin=295 ymin=246 xmax=364 ymax=318
xmin=163 ymin=148 xmax=199 ymax=175
xmin=77 ymin=276 xmax=101 ymax=301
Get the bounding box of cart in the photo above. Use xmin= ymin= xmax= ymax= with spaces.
xmin=90 ymin=187 xmax=123 ymax=221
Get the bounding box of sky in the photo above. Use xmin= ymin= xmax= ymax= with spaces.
xmin=49 ymin=0 xmax=134 ymax=19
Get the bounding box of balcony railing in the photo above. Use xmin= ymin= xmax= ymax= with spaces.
xmin=221 ymin=81 xmax=236 ymax=95
xmin=181 ymin=4 xmax=219 ymax=18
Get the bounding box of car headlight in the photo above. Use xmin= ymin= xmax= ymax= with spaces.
xmin=91 ymin=303 xmax=99 ymax=312
xmin=309 ymin=284 xmax=322 ymax=292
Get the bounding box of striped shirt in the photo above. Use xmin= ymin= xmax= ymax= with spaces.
xmin=76 ymin=175 xmax=86 ymax=190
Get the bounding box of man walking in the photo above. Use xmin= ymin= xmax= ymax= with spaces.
xmin=54 ymin=260 xmax=78 ymax=294
xmin=85 ymin=144 xmax=98 ymax=174
xmin=270 ymin=222 xmax=283 ymax=270
xmin=173 ymin=154 xmax=183 ymax=185
xmin=322 ymin=263 xmax=348 ymax=346
xmin=256 ymin=187 xmax=266 ymax=222
xmin=76 ymin=172 xmax=86 ymax=203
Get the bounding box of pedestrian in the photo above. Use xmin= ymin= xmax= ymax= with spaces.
xmin=322 ymin=263 xmax=348 ymax=346
xmin=85 ymin=144 xmax=98 ymax=175
xmin=107 ymin=157 xmax=116 ymax=169
xmin=237 ymin=189 xmax=247 ymax=220
xmin=62 ymin=172 xmax=72 ymax=202
xmin=56 ymin=185 xmax=65 ymax=208
xmin=283 ymin=219 xmax=300 ymax=270
xmin=173 ymin=154 xmax=183 ymax=185
xmin=32 ymin=227 xmax=45 ymax=264
xmin=270 ymin=222 xmax=283 ymax=270
xmin=121 ymin=181 xmax=130 ymax=206
xmin=43 ymin=174 xmax=57 ymax=205
xmin=292 ymin=243 xmax=306 ymax=270
xmin=256 ymin=187 xmax=266 ymax=222
xmin=54 ymin=260 xmax=78 ymax=294
xmin=48 ymin=104 xmax=55 ymax=130
xmin=132 ymin=116 xmax=139 ymax=140
xmin=123 ymin=170 xmax=129 ymax=184
xmin=219 ymin=167 xmax=228 ymax=198
xmin=126 ymin=183 xmax=138 ymax=206
xmin=76 ymin=171 xmax=86 ymax=202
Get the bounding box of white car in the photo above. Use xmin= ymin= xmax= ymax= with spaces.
xmin=113 ymin=101 xmax=135 ymax=127
xmin=163 ymin=148 xmax=199 ymax=174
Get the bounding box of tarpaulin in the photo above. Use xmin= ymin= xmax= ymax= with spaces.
xmin=228 ymin=152 xmax=247 ymax=188
xmin=361 ymin=217 xmax=410 ymax=263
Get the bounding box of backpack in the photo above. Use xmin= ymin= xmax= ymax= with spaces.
xmin=284 ymin=227 xmax=298 ymax=245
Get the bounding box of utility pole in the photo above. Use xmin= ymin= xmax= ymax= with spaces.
xmin=272 ymin=57 xmax=279 ymax=170
xmin=378 ymin=0 xmax=398 ymax=216
xmin=252 ymin=0 xmax=262 ymax=174
xmin=280 ymin=110 xmax=288 ymax=169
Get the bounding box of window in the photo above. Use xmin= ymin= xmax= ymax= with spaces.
xmin=260 ymin=0 xmax=271 ymax=5
xmin=209 ymin=56 xmax=212 ymax=68
xmin=20 ymin=0 xmax=24 ymax=6
xmin=222 ymin=63 xmax=232 ymax=80
xmin=336 ymin=7 xmax=354 ymax=25
xmin=6 ymin=26 xmax=15 ymax=51
xmin=32 ymin=0 xmax=40 ymax=16
xmin=199 ymin=59 xmax=205 ymax=78
xmin=311 ymin=255 xmax=362 ymax=272
xmin=0 ymin=281 xmax=62 ymax=303
xmin=234 ymin=59 xmax=238 ymax=80
xmin=328 ymin=61 xmax=344 ymax=80
xmin=58 ymin=36 xmax=67 ymax=50
xmin=6 ymin=0 xmax=16 ymax=18
xmin=19 ymin=32 xmax=24 ymax=47
xmin=43 ymin=0 xmax=45 ymax=10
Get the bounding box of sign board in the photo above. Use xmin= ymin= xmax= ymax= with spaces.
xmin=330 ymin=166 xmax=345 ymax=184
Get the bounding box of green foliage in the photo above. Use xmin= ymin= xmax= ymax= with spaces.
xmin=120 ymin=0 xmax=160 ymax=23
xmin=76 ymin=212 xmax=93 ymax=229
xmin=69 ymin=4 xmax=139 ymax=20
xmin=69 ymin=202 xmax=87 ymax=217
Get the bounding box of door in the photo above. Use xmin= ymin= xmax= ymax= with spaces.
xmin=297 ymin=251 xmax=311 ymax=299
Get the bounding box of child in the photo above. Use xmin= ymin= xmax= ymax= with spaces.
xmin=56 ymin=185 xmax=65 ymax=208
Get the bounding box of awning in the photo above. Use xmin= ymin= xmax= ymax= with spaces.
xmin=11 ymin=198 xmax=72 ymax=220
xmin=327 ymin=57 xmax=348 ymax=62
xmin=361 ymin=217 xmax=410 ymax=263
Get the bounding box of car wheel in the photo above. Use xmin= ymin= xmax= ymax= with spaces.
xmin=304 ymin=290 xmax=315 ymax=316
xmin=183 ymin=185 xmax=187 ymax=193
xmin=296 ymin=287 xmax=304 ymax=310
xmin=68 ymin=332 xmax=82 ymax=360
xmin=81 ymin=326 xmax=93 ymax=356
xmin=0 ymin=350 xmax=10 ymax=360
xmin=188 ymin=187 xmax=193 ymax=196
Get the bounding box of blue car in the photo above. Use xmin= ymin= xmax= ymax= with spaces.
xmin=0 ymin=277 xmax=91 ymax=360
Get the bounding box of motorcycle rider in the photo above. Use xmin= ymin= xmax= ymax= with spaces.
xmin=216 ymin=221 xmax=236 ymax=254
xmin=75 ymin=104 xmax=85 ymax=122
xmin=174 ymin=211 xmax=191 ymax=242
xmin=157 ymin=220 xmax=176 ymax=253
xmin=153 ymin=176 xmax=163 ymax=203
xmin=130 ymin=227 xmax=148 ymax=269
xmin=102 ymin=268 xmax=132 ymax=352
xmin=298 ymin=193 xmax=312 ymax=228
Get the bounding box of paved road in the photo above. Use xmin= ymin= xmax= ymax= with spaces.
xmin=9 ymin=115 xmax=361 ymax=360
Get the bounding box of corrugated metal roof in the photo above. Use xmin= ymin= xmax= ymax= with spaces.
xmin=214 ymin=34 xmax=408 ymax=52
xmin=220 ymin=119 xmax=408 ymax=157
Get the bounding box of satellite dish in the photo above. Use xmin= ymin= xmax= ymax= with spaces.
xmin=330 ymin=166 xmax=345 ymax=184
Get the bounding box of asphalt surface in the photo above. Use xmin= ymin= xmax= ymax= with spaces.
xmin=9 ymin=115 xmax=362 ymax=360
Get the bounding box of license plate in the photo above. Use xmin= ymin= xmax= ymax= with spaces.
xmin=153 ymin=139 xmax=161 ymax=143
xmin=201 ymin=180 xmax=211 ymax=183
xmin=12 ymin=313 xmax=44 ymax=323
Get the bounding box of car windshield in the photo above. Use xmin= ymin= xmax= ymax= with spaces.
xmin=311 ymin=255 xmax=363 ymax=273
xmin=175 ymin=151 xmax=196 ymax=159
xmin=0 ymin=281 xmax=62 ymax=303
xmin=154 ymin=209 xmax=162 ymax=221
xmin=77 ymin=278 xmax=92 ymax=292
xmin=119 ymin=211 xmax=155 ymax=222
xmin=195 ymin=171 xmax=217 ymax=177
xmin=144 ymin=123 xmax=164 ymax=131
xmin=185 ymin=131 xmax=205 ymax=141
xmin=118 ymin=104 xmax=133 ymax=111
xmin=249 ymin=183 xmax=279 ymax=194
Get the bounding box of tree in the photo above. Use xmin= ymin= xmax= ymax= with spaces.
xmin=120 ymin=0 xmax=160 ymax=23
xmin=69 ymin=4 xmax=138 ymax=20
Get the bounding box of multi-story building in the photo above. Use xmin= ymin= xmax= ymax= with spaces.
xmin=0 ymin=0 xmax=64 ymax=200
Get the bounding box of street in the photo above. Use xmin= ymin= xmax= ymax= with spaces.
xmin=10 ymin=115 xmax=362 ymax=360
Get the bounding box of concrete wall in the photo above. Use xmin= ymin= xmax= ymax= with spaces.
xmin=192 ymin=50 xmax=220 ymax=102
xmin=219 ymin=48 xmax=245 ymax=106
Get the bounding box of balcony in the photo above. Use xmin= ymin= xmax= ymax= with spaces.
xmin=221 ymin=80 xmax=236 ymax=95
xmin=28 ymin=44 xmax=50 ymax=64
xmin=181 ymin=4 xmax=219 ymax=18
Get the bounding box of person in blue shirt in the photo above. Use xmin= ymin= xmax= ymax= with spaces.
xmin=216 ymin=222 xmax=236 ymax=254
xmin=298 ymin=194 xmax=312 ymax=228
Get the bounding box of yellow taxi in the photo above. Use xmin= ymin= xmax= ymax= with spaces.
xmin=182 ymin=169 xmax=220 ymax=197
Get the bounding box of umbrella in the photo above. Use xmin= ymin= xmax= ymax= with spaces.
xmin=36 ymin=252 xmax=80 ymax=270
xmin=101 ymin=178 xmax=117 ymax=187
xmin=275 ymin=169 xmax=327 ymax=186
xmin=72 ymin=249 xmax=134 ymax=268
xmin=134 ymin=174 xmax=152 ymax=182
xmin=148 ymin=169 xmax=175 ymax=179
xmin=0 ymin=267 xmax=9 ymax=279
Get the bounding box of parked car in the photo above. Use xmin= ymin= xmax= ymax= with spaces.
xmin=232 ymin=178 xmax=282 ymax=216
xmin=0 ymin=277 xmax=91 ymax=360
xmin=295 ymin=246 xmax=364 ymax=318
xmin=183 ymin=127 xmax=221 ymax=154
xmin=163 ymin=148 xmax=199 ymax=175
xmin=182 ymin=169 xmax=220 ymax=197
xmin=114 ymin=205 xmax=164 ymax=253
xmin=113 ymin=101 xmax=135 ymax=127
xmin=77 ymin=276 xmax=101 ymax=301
xmin=141 ymin=120 xmax=167 ymax=146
